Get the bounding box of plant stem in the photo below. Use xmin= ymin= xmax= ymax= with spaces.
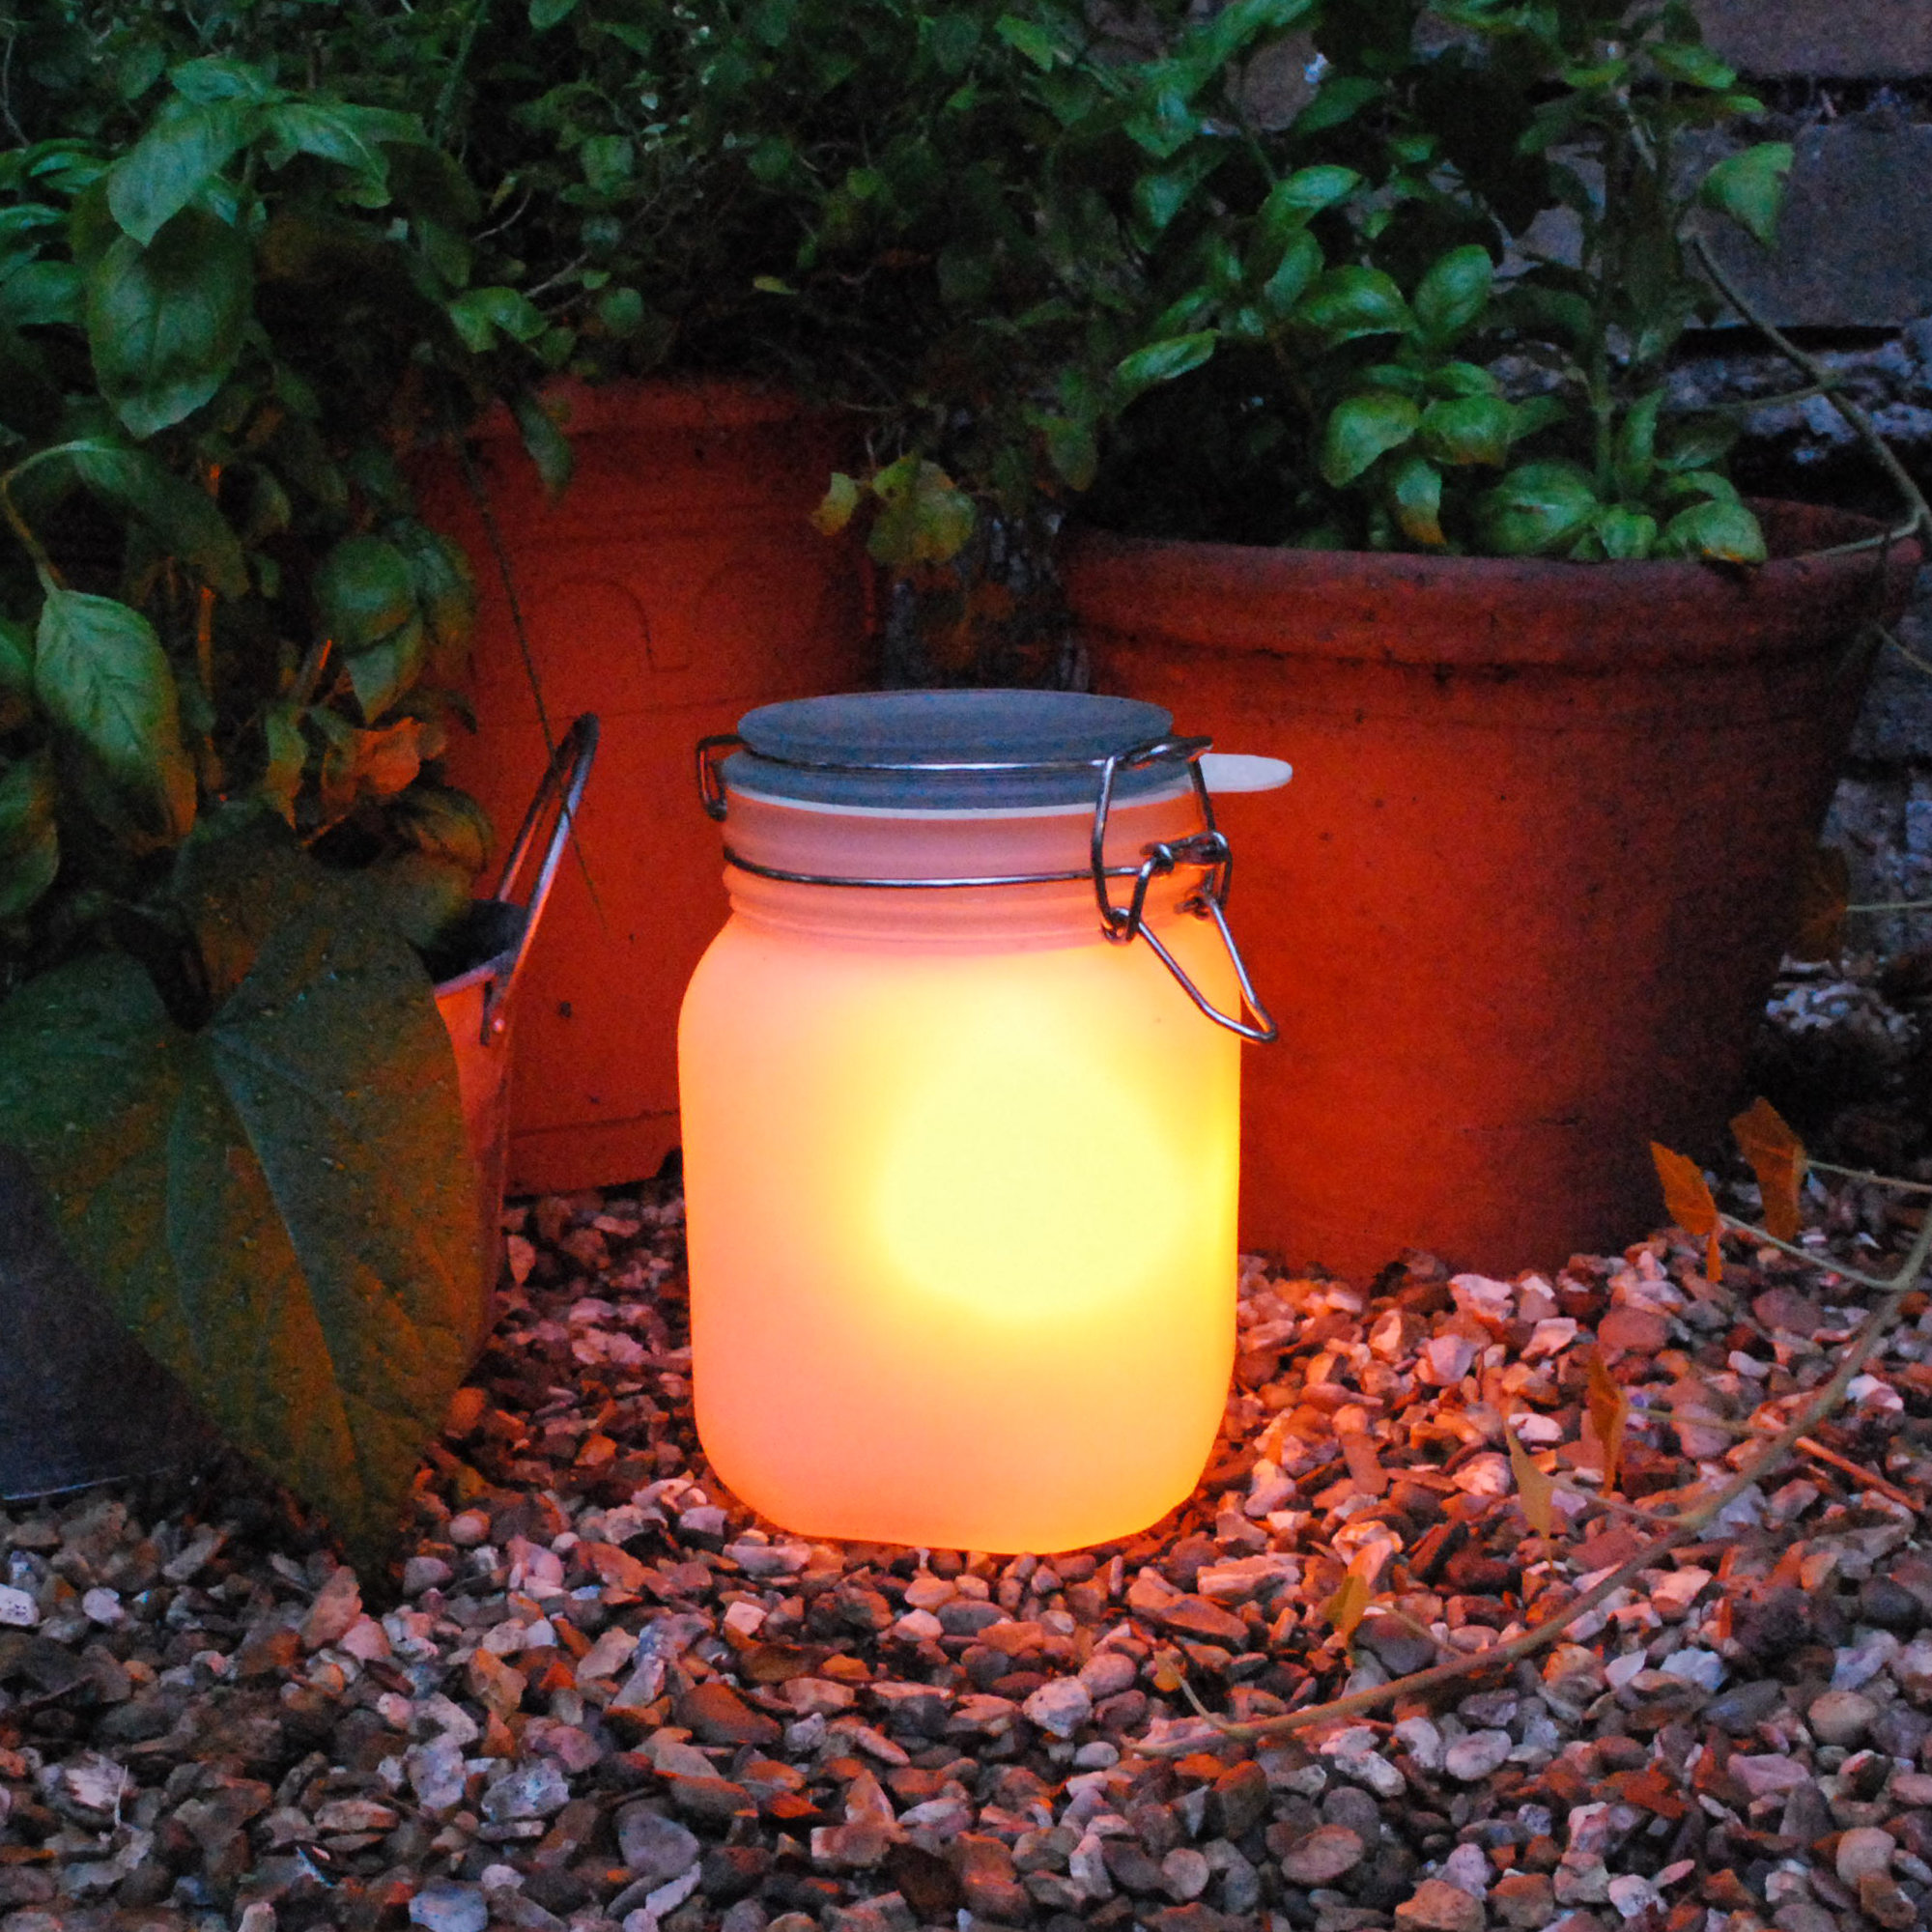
xmin=432 ymin=0 xmax=492 ymax=149
xmin=1808 ymin=1158 xmax=1932 ymax=1194
xmin=1687 ymin=230 xmax=1932 ymax=550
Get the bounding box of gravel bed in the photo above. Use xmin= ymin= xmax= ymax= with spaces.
xmin=9 ymin=938 xmax=1932 ymax=1932
xmin=4 ymin=1160 xmax=1932 ymax=1932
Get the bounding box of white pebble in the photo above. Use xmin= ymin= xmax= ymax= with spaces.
xmin=0 ymin=1587 xmax=38 ymax=1628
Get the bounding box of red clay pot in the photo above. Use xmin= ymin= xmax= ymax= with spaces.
xmin=413 ymin=381 xmax=872 ymax=1194
xmin=1063 ymin=506 xmax=1920 ymax=1279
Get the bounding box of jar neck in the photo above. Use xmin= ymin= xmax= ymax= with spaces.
xmin=716 ymin=782 xmax=1212 ymax=947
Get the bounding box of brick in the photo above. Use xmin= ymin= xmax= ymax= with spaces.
xmin=1695 ymin=119 xmax=1932 ymax=328
xmin=1695 ymin=0 xmax=1932 ymax=80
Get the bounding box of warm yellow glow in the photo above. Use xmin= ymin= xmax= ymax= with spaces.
xmin=679 ymin=892 xmax=1240 ymax=1552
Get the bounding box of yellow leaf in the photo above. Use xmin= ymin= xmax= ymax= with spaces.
xmin=1706 ymin=1227 xmax=1723 ymax=1284
xmin=1790 ymin=843 xmax=1848 ymax=963
xmin=1506 ymin=1420 xmax=1554 ymax=1537
xmin=1729 ymin=1095 xmax=1807 ymax=1243
xmin=1320 ymin=1570 xmax=1370 ymax=1645
xmin=1649 ymin=1141 xmax=1719 ymax=1236
xmin=812 ymin=470 xmax=862 ymax=537
xmin=1151 ymin=1649 xmax=1184 ymax=1694
xmin=1586 ymin=1352 xmax=1631 ymax=1494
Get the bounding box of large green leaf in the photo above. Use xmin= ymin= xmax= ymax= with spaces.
xmin=35 ymin=589 xmax=195 ymax=838
xmin=0 ymin=876 xmax=482 ymax=1566
xmin=106 ymin=97 xmax=252 ymax=247
xmin=87 ymin=207 xmax=252 ymax=439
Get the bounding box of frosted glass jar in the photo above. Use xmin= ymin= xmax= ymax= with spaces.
xmin=678 ymin=690 xmax=1278 ymax=1552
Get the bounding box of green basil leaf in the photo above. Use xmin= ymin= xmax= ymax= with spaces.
xmin=1320 ymin=390 xmax=1419 ymax=489
xmin=263 ymin=102 xmax=409 ymax=203
xmin=168 ymin=58 xmax=278 ymax=105
xmin=530 ymin=0 xmax=581 ymax=24
xmin=257 ymin=699 xmax=305 ymax=826
xmin=1509 ymin=395 xmax=1568 ymax=445
xmin=1613 ymin=390 xmax=1663 ymax=500
xmin=1591 ymin=506 xmax=1659 ymax=561
xmin=1293 ymin=75 xmax=1380 ymax=136
xmin=1697 ymin=142 xmax=1793 ymax=249
xmin=346 ymin=617 xmax=427 ymax=723
xmin=994 ymin=14 xmax=1064 ymax=71
xmin=0 ymin=615 xmax=32 ymax=708
xmin=1475 ymin=461 xmax=1601 ymax=556
xmin=1386 ymin=452 xmax=1445 ymax=549
xmin=1649 ymin=41 xmax=1736 ymax=90
xmin=60 ymin=438 xmax=247 ymax=598
xmin=1134 ymin=149 xmax=1222 ymax=237
xmin=1427 ymin=361 xmax=1501 ymax=398
xmin=1292 ymin=266 xmax=1412 ymax=344
xmin=1041 ymin=414 xmax=1098 ymax=492
xmin=315 ymin=533 xmax=416 ymax=652
xmin=1259 ymin=229 xmax=1322 ymax=318
xmin=1657 ymin=414 xmax=1738 ymax=473
xmin=1418 ymin=394 xmax=1514 ymax=468
xmin=510 ymin=389 xmax=574 ymax=499
xmin=107 ymin=97 xmax=252 ymax=247
xmin=1113 ymin=330 xmax=1217 ymax=405
xmin=447 ymin=285 xmax=547 ymax=353
xmin=87 ymin=207 xmax=251 ymax=440
xmin=1411 ymin=244 xmax=1493 ymax=347
xmin=0 ymin=750 xmax=58 ymax=920
xmin=1659 ymin=497 xmax=1767 ymax=563
xmin=393 ymin=521 xmax=476 ymax=656
xmin=0 ymin=260 xmax=84 ymax=328
xmin=1256 ymin=164 xmax=1361 ymax=247
xmin=34 ymin=588 xmax=195 ymax=838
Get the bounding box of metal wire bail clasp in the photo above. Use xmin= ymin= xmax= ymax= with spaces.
xmin=1092 ymin=744 xmax=1278 ymax=1044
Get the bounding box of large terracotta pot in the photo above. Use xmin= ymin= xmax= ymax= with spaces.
xmin=413 ymin=381 xmax=873 ymax=1195
xmin=1063 ymin=506 xmax=1920 ymax=1279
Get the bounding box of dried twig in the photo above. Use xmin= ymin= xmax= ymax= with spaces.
xmin=1688 ymin=232 xmax=1932 ymax=553
xmin=1794 ymin=1434 xmax=1921 ymax=1514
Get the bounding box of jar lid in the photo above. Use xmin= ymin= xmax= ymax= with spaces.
xmin=725 ymin=690 xmax=1182 ymax=810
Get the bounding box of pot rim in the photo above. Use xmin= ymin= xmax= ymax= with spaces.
xmin=428 ymin=374 xmax=821 ymax=451
xmin=1062 ymin=501 xmax=1922 ymax=670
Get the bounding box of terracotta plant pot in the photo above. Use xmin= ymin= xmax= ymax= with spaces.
xmin=413 ymin=381 xmax=873 ymax=1195
xmin=1063 ymin=505 xmax=1920 ymax=1279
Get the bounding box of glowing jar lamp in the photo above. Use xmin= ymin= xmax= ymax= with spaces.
xmin=679 ymin=691 xmax=1283 ymax=1552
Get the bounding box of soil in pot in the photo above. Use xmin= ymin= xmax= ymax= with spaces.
xmin=1065 ymin=504 xmax=1920 ymax=1278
